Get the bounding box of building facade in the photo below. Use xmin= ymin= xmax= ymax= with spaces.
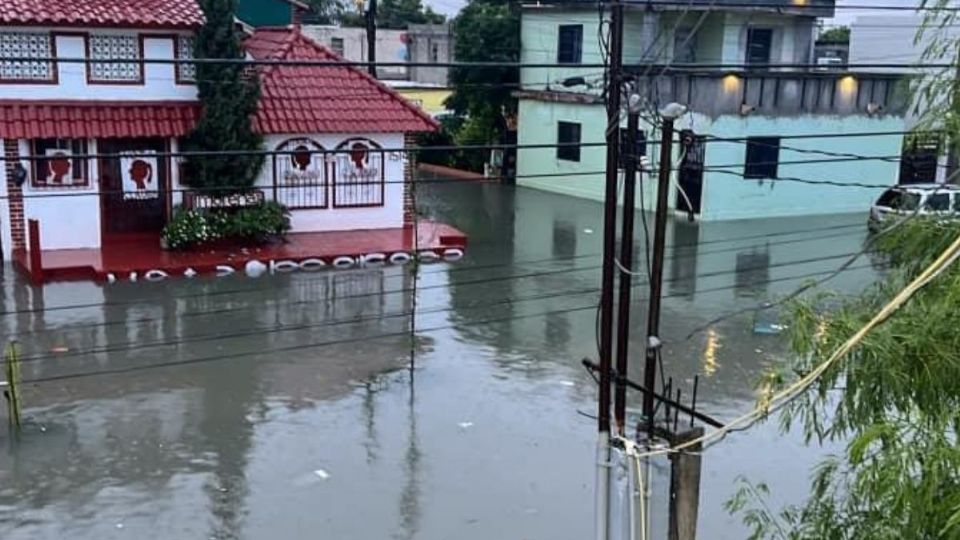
xmin=0 ymin=0 xmax=436 ymax=255
xmin=302 ymin=24 xmax=455 ymax=115
xmin=516 ymin=0 xmax=909 ymax=221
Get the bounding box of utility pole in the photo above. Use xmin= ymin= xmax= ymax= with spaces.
xmin=613 ymin=93 xmax=640 ymax=433
xmin=642 ymin=103 xmax=685 ymax=438
xmin=595 ymin=0 xmax=623 ymax=537
xmin=366 ymin=0 xmax=378 ymax=78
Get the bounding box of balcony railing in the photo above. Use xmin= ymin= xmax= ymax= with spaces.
xmin=625 ymin=67 xmax=905 ymax=117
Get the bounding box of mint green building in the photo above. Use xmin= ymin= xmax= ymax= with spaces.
xmin=516 ymin=0 xmax=911 ymax=221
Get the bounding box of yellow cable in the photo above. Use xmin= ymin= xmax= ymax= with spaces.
xmin=637 ymin=230 xmax=960 ymax=459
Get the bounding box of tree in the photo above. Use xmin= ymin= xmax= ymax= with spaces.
xmin=817 ymin=26 xmax=849 ymax=43
xmin=727 ymin=218 xmax=960 ymax=539
xmin=446 ymin=0 xmax=519 ymax=171
xmin=181 ymin=0 xmax=264 ymax=195
xmin=377 ymin=0 xmax=445 ymax=29
xmin=302 ymin=0 xmax=351 ymax=24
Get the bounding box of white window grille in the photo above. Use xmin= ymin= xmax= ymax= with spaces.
xmin=177 ymin=35 xmax=196 ymax=82
xmin=89 ymin=34 xmax=141 ymax=82
xmin=0 ymin=33 xmax=53 ymax=81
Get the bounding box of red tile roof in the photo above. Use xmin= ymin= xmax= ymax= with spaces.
xmin=0 ymin=101 xmax=199 ymax=139
xmin=244 ymin=28 xmax=438 ymax=134
xmin=0 ymin=0 xmax=204 ymax=29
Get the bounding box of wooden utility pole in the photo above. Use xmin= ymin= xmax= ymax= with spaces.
xmin=595 ymin=0 xmax=624 ymax=538
xmin=642 ymin=109 xmax=679 ymax=438
xmin=614 ymin=100 xmax=640 ymax=433
xmin=366 ymin=0 xmax=378 ymax=78
xmin=668 ymin=427 xmax=704 ymax=540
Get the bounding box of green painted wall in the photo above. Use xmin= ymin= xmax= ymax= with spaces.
xmin=237 ymin=0 xmax=294 ymax=27
xmin=517 ymin=97 xmax=907 ymax=220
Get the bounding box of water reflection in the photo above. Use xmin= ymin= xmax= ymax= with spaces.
xmin=668 ymin=219 xmax=700 ymax=299
xmin=734 ymin=248 xmax=771 ymax=298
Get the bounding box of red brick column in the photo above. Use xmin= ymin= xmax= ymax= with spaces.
xmin=403 ymin=132 xmax=416 ymax=228
xmin=4 ymin=139 xmax=25 ymax=251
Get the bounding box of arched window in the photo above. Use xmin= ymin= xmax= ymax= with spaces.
xmin=332 ymin=138 xmax=385 ymax=208
xmin=273 ymin=138 xmax=327 ymax=209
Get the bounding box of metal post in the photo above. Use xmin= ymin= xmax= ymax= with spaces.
xmin=366 ymin=0 xmax=378 ymax=78
xmin=643 ymin=112 xmax=677 ymax=438
xmin=614 ymin=108 xmax=639 ymax=433
xmin=596 ymin=0 xmax=624 ymax=538
xmin=27 ymin=219 xmax=42 ymax=286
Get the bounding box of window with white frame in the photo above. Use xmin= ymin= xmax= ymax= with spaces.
xmin=88 ymin=34 xmax=141 ymax=82
xmin=0 ymin=32 xmax=54 ymax=82
xmin=176 ymin=35 xmax=196 ymax=82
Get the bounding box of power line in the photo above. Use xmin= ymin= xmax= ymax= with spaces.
xmin=7 ymin=54 xmax=960 ymax=70
xmin=19 ymin=258 xmax=877 ymax=385
xmin=3 ymin=221 xmax=868 ymax=339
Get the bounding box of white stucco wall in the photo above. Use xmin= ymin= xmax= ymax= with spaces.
xmin=172 ymin=132 xmax=407 ymax=233
xmin=21 ymin=138 xmax=102 ymax=250
xmin=0 ymin=28 xmax=197 ymax=102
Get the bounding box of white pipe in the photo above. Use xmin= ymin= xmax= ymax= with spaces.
xmin=628 ymin=452 xmax=637 ymax=540
xmin=595 ymin=432 xmax=610 ymax=540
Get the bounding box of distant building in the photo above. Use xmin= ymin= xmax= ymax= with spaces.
xmin=516 ymin=0 xmax=910 ymax=221
xmin=302 ymin=24 xmax=455 ymax=116
xmin=813 ymin=38 xmax=848 ymax=69
xmin=849 ymin=15 xmax=960 ymax=184
xmin=236 ymin=0 xmax=309 ymax=27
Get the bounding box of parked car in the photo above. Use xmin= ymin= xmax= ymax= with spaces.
xmin=868 ymin=184 xmax=960 ymax=232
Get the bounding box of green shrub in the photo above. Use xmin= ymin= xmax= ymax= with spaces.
xmin=161 ymin=201 xmax=291 ymax=250
xmin=162 ymin=207 xmax=221 ymax=249
xmin=223 ymin=201 xmax=291 ymax=242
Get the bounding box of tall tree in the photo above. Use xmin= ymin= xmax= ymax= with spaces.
xmin=181 ymin=0 xmax=264 ymax=195
xmin=378 ymin=0 xmax=445 ymax=29
xmin=446 ymin=0 xmax=519 ymax=171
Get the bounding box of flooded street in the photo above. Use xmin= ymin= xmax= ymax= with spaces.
xmin=0 ymin=180 xmax=879 ymax=539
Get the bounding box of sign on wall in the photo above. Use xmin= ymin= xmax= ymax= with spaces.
xmin=43 ymin=148 xmax=73 ymax=185
xmin=120 ymin=151 xmax=159 ymax=200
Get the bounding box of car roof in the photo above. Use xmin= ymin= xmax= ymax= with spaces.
xmin=889 ymin=184 xmax=960 ymax=193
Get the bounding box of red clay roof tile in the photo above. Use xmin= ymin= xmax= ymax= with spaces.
xmin=244 ymin=27 xmax=438 ymax=134
xmin=0 ymin=0 xmax=204 ymax=29
xmin=0 ymin=100 xmax=199 ymax=139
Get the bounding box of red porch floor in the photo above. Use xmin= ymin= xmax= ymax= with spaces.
xmin=14 ymin=220 xmax=467 ymax=283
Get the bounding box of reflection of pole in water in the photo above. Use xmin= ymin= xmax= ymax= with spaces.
xmin=362 ymin=380 xmax=380 ymax=464
xmin=398 ymin=368 xmax=421 ymax=540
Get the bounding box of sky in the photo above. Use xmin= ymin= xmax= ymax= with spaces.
xmin=426 ymin=0 xmax=467 ymax=17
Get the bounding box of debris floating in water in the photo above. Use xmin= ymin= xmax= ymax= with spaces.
xmin=313 ymin=469 xmax=330 ymax=480
xmin=457 ymin=422 xmax=474 ymax=430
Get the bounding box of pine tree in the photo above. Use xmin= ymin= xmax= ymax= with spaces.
xmin=181 ymin=0 xmax=264 ymax=195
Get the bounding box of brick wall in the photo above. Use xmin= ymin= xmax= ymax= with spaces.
xmin=4 ymin=139 xmax=24 ymax=251
xmin=403 ymin=132 xmax=416 ymax=227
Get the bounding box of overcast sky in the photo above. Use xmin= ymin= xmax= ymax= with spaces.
xmin=426 ymin=0 xmax=466 ymax=17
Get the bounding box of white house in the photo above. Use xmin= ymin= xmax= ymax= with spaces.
xmin=0 ymin=0 xmax=437 ymax=257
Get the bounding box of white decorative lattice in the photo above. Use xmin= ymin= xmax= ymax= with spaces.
xmin=89 ymin=34 xmax=141 ymax=82
xmin=177 ymin=36 xmax=196 ymax=82
xmin=0 ymin=33 xmax=53 ymax=81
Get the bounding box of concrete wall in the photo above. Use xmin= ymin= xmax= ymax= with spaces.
xmin=407 ymin=24 xmax=452 ymax=86
xmin=516 ymin=97 xmax=904 ymax=220
xmin=688 ymin=114 xmax=904 ymax=220
xmin=302 ymin=26 xmax=409 ymax=80
xmin=0 ymin=28 xmax=197 ymax=101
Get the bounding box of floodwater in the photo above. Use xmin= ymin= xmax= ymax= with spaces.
xmin=0 ymin=180 xmax=880 ymax=539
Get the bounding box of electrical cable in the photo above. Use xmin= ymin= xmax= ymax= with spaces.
xmin=633 ymin=227 xmax=960 ymax=460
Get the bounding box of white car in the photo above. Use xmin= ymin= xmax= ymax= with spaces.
xmin=868 ymin=184 xmax=960 ymax=232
